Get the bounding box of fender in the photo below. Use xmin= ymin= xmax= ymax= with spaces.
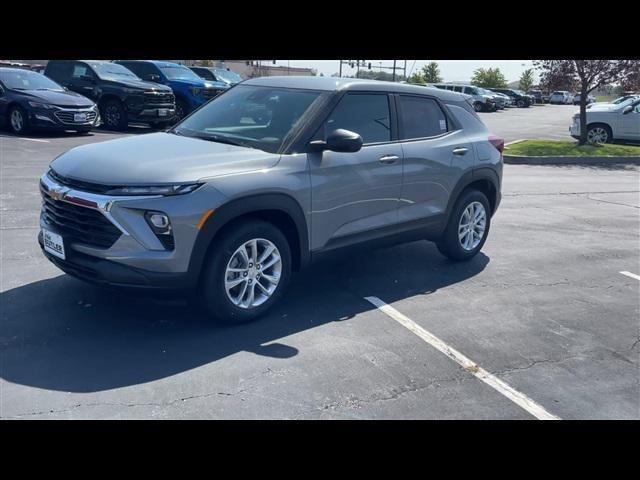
xmin=444 ymin=167 xmax=501 ymax=222
xmin=187 ymin=193 xmax=310 ymax=284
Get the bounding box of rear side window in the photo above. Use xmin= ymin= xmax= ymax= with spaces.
xmin=322 ymin=93 xmax=391 ymax=144
xmin=71 ymin=63 xmax=91 ymax=79
xmin=453 ymin=86 xmax=463 ymax=93
xmin=398 ymin=95 xmax=449 ymax=139
xmin=194 ymin=68 xmax=215 ymax=80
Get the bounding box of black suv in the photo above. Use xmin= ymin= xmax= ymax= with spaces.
xmin=487 ymin=88 xmax=532 ymax=108
xmin=44 ymin=60 xmax=176 ymax=130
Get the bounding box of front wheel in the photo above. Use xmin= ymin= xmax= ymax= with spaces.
xmin=100 ymin=100 xmax=128 ymax=130
xmin=8 ymin=106 xmax=29 ymax=134
xmin=436 ymin=190 xmax=491 ymax=261
xmin=516 ymin=99 xmax=525 ymax=108
xmin=175 ymin=99 xmax=189 ymax=121
xmin=199 ymin=219 xmax=292 ymax=324
xmin=586 ymin=123 xmax=612 ymax=144
xmin=473 ymin=102 xmax=483 ymax=112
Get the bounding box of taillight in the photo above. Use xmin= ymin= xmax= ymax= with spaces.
xmin=488 ymin=135 xmax=504 ymax=154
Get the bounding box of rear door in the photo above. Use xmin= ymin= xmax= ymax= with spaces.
xmin=396 ymin=94 xmax=474 ymax=223
xmin=308 ymin=92 xmax=403 ymax=250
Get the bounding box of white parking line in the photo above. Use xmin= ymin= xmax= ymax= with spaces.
xmin=620 ymin=271 xmax=640 ymax=281
xmin=364 ymin=296 xmax=561 ymax=420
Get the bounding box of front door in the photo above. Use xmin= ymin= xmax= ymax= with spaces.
xmin=308 ymin=92 xmax=403 ymax=251
xmin=620 ymin=101 xmax=640 ymax=140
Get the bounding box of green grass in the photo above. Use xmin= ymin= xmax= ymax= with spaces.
xmin=505 ymin=140 xmax=640 ymax=157
xmin=595 ymin=95 xmax=616 ymax=103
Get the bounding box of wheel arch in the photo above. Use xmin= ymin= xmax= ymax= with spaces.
xmin=445 ymin=168 xmax=500 ymax=221
xmin=188 ymin=193 xmax=310 ymax=285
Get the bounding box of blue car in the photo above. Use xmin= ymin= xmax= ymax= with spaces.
xmin=0 ymin=67 xmax=99 ymax=134
xmin=115 ymin=60 xmax=229 ymax=120
xmin=189 ymin=66 xmax=244 ymax=86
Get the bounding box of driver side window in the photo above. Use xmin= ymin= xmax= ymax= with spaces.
xmin=320 ymin=93 xmax=391 ymax=145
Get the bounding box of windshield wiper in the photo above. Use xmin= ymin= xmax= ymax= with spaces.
xmin=193 ymin=133 xmax=256 ymax=149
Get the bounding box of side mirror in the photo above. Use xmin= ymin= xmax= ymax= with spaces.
xmin=309 ymin=129 xmax=363 ymax=153
xmin=622 ymin=105 xmax=633 ymax=114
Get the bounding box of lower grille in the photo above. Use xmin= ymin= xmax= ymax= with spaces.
xmin=42 ymin=194 xmax=121 ymax=249
xmin=54 ymin=110 xmax=97 ymax=124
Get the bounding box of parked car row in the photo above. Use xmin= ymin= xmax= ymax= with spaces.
xmin=0 ymin=61 xmax=245 ymax=134
xmin=424 ymin=84 xmax=535 ymax=112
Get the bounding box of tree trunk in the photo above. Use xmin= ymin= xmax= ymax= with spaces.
xmin=578 ymin=85 xmax=588 ymax=145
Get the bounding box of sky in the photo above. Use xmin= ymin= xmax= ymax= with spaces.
xmin=275 ymin=60 xmax=536 ymax=82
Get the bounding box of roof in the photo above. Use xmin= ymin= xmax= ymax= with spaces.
xmin=116 ymin=60 xmax=186 ymax=68
xmin=243 ymin=76 xmax=468 ymax=101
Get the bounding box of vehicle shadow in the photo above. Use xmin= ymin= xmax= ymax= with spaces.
xmin=0 ymin=240 xmax=489 ymax=393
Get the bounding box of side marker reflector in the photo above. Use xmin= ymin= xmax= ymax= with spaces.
xmin=196 ymin=208 xmax=215 ymax=230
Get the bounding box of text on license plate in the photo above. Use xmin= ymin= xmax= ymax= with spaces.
xmin=43 ymin=228 xmax=65 ymax=260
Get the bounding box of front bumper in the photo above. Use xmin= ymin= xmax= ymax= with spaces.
xmin=128 ymin=106 xmax=176 ymax=123
xmin=38 ymin=171 xmax=228 ymax=290
xmin=38 ymin=231 xmax=192 ymax=290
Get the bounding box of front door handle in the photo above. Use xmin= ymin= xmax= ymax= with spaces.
xmin=452 ymin=147 xmax=468 ymax=156
xmin=379 ymin=154 xmax=400 ymax=164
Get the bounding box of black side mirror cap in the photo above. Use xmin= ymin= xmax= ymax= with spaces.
xmin=310 ymin=129 xmax=363 ymax=153
xmin=622 ymin=105 xmax=633 ymax=114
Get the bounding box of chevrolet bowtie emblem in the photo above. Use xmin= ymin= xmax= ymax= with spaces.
xmin=48 ymin=185 xmax=70 ymax=201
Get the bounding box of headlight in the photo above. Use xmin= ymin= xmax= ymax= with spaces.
xmin=28 ymin=101 xmax=53 ymax=109
xmin=105 ymin=183 xmax=203 ymax=196
xmin=188 ymin=86 xmax=202 ymax=96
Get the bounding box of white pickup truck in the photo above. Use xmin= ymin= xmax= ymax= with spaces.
xmin=570 ymin=97 xmax=640 ymax=143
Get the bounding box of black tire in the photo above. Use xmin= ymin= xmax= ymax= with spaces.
xmin=100 ymin=99 xmax=128 ymax=131
xmin=199 ymin=219 xmax=292 ymax=325
xmin=8 ymin=105 xmax=29 ymax=134
xmin=473 ymin=102 xmax=483 ymax=112
xmin=436 ymin=189 xmax=491 ymax=262
xmin=516 ymin=99 xmax=525 ymax=108
xmin=175 ymin=99 xmax=189 ymax=121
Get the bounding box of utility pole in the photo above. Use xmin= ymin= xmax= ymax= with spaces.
xmin=392 ymin=60 xmax=397 ymax=81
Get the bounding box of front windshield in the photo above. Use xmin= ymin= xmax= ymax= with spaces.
xmin=160 ymin=65 xmax=202 ymax=81
xmin=214 ymin=68 xmax=243 ymax=84
xmin=612 ymin=96 xmax=638 ymax=105
xmin=91 ymin=62 xmax=140 ymax=81
xmin=0 ymin=69 xmax=64 ymax=91
xmin=174 ymin=85 xmax=326 ymax=154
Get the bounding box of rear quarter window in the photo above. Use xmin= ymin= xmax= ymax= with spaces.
xmin=398 ymin=95 xmax=449 ymax=139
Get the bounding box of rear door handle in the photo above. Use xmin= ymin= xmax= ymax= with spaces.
xmin=452 ymin=147 xmax=468 ymax=156
xmin=379 ymin=155 xmax=400 ymax=164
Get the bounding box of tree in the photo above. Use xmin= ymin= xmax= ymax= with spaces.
xmin=619 ymin=60 xmax=640 ymax=92
xmin=535 ymin=60 xmax=638 ymax=145
xmin=470 ymin=68 xmax=508 ymax=88
xmin=200 ymin=59 xmax=214 ymax=67
xmin=421 ymin=62 xmax=443 ymax=83
xmin=519 ymin=68 xmax=535 ymax=92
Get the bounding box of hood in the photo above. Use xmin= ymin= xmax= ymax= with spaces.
xmin=103 ymin=78 xmax=172 ymax=92
xmin=20 ymin=89 xmax=95 ymax=107
xmin=50 ymin=132 xmax=279 ymax=185
xmin=586 ymin=103 xmax=621 ymax=111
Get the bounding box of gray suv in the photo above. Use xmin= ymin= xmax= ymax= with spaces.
xmin=38 ymin=77 xmax=503 ymax=324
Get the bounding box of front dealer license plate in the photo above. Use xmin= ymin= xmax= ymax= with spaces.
xmin=43 ymin=228 xmax=65 ymax=260
xmin=74 ymin=113 xmax=87 ymax=122
xmin=158 ymin=109 xmax=168 ymax=117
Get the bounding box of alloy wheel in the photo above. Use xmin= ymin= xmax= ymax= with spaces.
xmin=587 ymin=127 xmax=609 ymax=144
xmin=458 ymin=201 xmax=486 ymax=251
xmin=224 ymin=238 xmax=282 ymax=309
xmin=104 ymin=104 xmax=121 ymax=128
xmin=10 ymin=109 xmax=24 ymax=132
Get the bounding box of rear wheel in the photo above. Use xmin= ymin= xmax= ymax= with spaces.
xmin=199 ymin=219 xmax=292 ymax=324
xmin=436 ymin=190 xmax=491 ymax=261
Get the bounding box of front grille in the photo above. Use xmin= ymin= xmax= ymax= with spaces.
xmin=47 ymin=170 xmax=112 ymax=195
xmin=53 ymin=110 xmax=97 ymax=124
xmin=41 ymin=194 xmax=121 ymax=249
xmin=144 ymin=91 xmax=175 ymax=105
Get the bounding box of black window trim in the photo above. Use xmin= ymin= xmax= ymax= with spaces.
xmin=394 ymin=93 xmax=459 ymax=143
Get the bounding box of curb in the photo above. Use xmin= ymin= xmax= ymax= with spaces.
xmin=504 ymin=155 xmax=640 ymax=165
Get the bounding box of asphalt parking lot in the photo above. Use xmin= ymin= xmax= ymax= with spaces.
xmin=479 ymin=103 xmax=579 ymax=143
xmin=1 ymin=127 xmax=638 ymax=419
